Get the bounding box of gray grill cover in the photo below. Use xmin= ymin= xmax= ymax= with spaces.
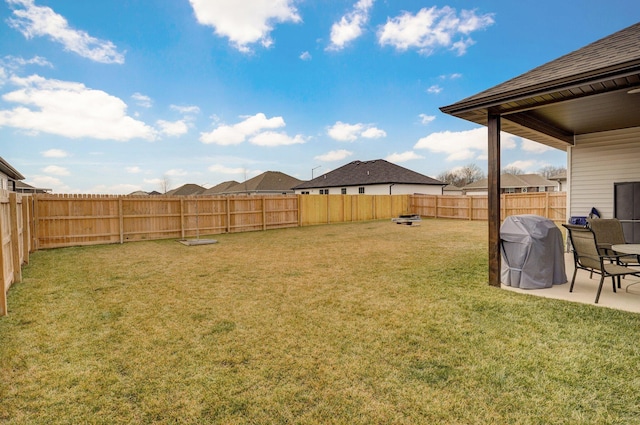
xmin=500 ymin=215 xmax=567 ymax=289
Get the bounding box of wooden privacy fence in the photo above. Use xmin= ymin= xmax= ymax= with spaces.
xmin=0 ymin=191 xmax=30 ymax=315
xmin=32 ymin=192 xmax=566 ymax=250
xmin=410 ymin=192 xmax=567 ymax=224
xmin=33 ymin=195 xmax=300 ymax=249
xmin=3 ymin=191 xmax=565 ymax=315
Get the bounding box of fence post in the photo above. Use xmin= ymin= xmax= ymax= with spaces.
xmin=10 ymin=193 xmax=21 ymax=284
xmin=545 ymin=192 xmax=550 ymax=219
xmin=118 ymin=198 xmax=124 ymax=244
xmin=262 ymin=196 xmax=267 ymax=231
xmin=21 ymin=195 xmax=30 ymax=263
xmin=0 ymin=196 xmax=7 ymax=316
xmin=180 ymin=198 xmax=185 ymax=239
xmin=32 ymin=195 xmax=39 ymax=251
xmin=226 ymin=197 xmax=231 ymax=233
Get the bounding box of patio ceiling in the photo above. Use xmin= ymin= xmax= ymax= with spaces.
xmin=440 ymin=22 xmax=640 ymax=150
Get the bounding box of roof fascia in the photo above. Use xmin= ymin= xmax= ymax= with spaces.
xmin=441 ymin=61 xmax=640 ymax=116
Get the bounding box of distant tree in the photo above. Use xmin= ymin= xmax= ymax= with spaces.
xmin=501 ymin=166 xmax=524 ymax=175
xmin=438 ymin=163 xmax=485 ymax=187
xmin=436 ymin=170 xmax=459 ymax=186
xmin=159 ymin=175 xmax=171 ymax=194
xmin=457 ymin=163 xmax=485 ymax=187
xmin=538 ymin=165 xmax=566 ymax=179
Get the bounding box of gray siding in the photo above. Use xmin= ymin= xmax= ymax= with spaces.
xmin=570 ymin=127 xmax=640 ymax=219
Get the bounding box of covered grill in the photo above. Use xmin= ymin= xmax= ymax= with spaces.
xmin=500 ymin=215 xmax=567 ymax=289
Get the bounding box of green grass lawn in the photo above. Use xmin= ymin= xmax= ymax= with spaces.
xmin=2 ymin=219 xmax=640 ymax=424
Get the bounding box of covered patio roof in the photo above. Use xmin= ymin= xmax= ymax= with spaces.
xmin=441 ymin=22 xmax=640 ymax=151
xmin=440 ymin=22 xmax=640 ymax=287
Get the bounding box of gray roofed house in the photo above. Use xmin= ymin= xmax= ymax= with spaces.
xmin=164 ymin=183 xmax=206 ymax=196
xmin=0 ymin=156 xmax=25 ymax=191
xmin=201 ymin=180 xmax=240 ymax=195
xmin=462 ymin=173 xmax=557 ymax=195
xmin=14 ymin=181 xmax=51 ymax=194
xmin=439 ymin=22 xmax=640 ymax=287
xmin=293 ymin=159 xmax=445 ymax=195
xmin=222 ymin=171 xmax=302 ymax=195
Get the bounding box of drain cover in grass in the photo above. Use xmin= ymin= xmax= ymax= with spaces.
xmin=178 ymin=239 xmax=218 ymax=246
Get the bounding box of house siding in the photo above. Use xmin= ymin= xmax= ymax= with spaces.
xmin=570 ymin=127 xmax=640 ymax=219
xmin=295 ymin=184 xmax=442 ymax=196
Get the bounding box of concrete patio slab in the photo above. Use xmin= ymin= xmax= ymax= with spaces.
xmin=502 ymin=253 xmax=640 ymax=313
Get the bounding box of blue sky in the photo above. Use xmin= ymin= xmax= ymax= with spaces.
xmin=1 ymin=0 xmax=638 ymax=194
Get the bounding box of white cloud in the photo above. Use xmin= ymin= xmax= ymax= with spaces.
xmin=299 ymin=51 xmax=312 ymax=61
xmin=385 ymin=151 xmax=424 ymax=163
xmin=7 ymin=0 xmax=125 ymax=64
xmin=0 ymin=74 xmax=157 ymax=141
xmin=2 ymin=55 xmax=53 ymax=70
xmin=188 ymin=0 xmax=301 ymax=53
xmin=414 ymin=127 xmax=516 ymax=161
xmin=165 ymin=168 xmax=188 ymax=177
xmin=200 ymin=112 xmax=290 ymax=145
xmin=327 ymin=121 xmax=386 ymax=141
xmin=171 ymin=104 xmax=200 ymax=115
xmin=250 ymin=131 xmax=305 ymax=146
xmin=315 ymin=149 xmax=353 ymax=162
xmin=90 ymin=183 xmax=141 ymax=195
xmin=208 ymin=164 xmax=246 ymax=174
xmin=419 ymin=114 xmax=436 ymax=125
xmin=132 ymin=93 xmax=152 ymax=108
xmin=521 ymin=138 xmax=552 ymax=153
xmin=328 ymin=121 xmax=362 ymax=141
xmin=427 ymin=85 xmax=442 ymax=94
xmin=41 ymin=148 xmax=68 ymax=158
xmin=27 ymin=174 xmax=70 ymax=192
xmin=43 ymin=165 xmax=69 ymax=175
xmin=378 ymin=6 xmax=494 ymax=56
xmin=504 ymin=160 xmax=537 ymax=172
xmin=361 ymin=127 xmax=386 ymax=139
xmin=327 ymin=0 xmax=374 ymax=51
xmin=156 ymin=119 xmax=189 ymax=137
xmin=126 ymin=166 xmax=141 ymax=174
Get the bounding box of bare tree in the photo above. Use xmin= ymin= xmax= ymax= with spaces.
xmin=159 ymin=175 xmax=171 ymax=194
xmin=437 ymin=163 xmax=485 ymax=187
xmin=538 ymin=165 xmax=566 ymax=179
xmin=457 ymin=163 xmax=485 ymax=187
xmin=502 ymin=166 xmax=524 ymax=175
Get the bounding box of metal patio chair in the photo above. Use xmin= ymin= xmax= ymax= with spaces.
xmin=587 ymin=218 xmax=640 ymax=267
xmin=563 ymin=224 xmax=640 ymax=303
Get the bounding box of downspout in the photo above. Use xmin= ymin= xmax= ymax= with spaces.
xmin=389 ymin=183 xmax=395 ymax=195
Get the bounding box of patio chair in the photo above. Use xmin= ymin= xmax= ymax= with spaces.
xmin=562 ymin=224 xmax=640 ymax=303
xmin=587 ymin=218 xmax=640 ymax=267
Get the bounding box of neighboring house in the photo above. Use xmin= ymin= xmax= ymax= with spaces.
xmin=440 ymin=22 xmax=640 ymax=285
xmin=14 ymin=181 xmax=51 ymax=194
xmin=222 ymin=171 xmax=302 ymax=195
xmin=443 ymin=184 xmax=463 ymax=195
xmin=462 ymin=173 xmax=557 ymax=195
xmin=0 ymin=156 xmax=25 ymax=191
xmin=164 ymin=184 xmax=206 ymax=196
xmin=292 ymin=159 xmax=446 ymax=195
xmin=548 ymin=171 xmax=567 ymax=192
xmin=201 ymin=180 xmax=239 ymax=195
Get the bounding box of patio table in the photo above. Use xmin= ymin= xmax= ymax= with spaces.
xmin=612 ymin=244 xmax=640 ymax=293
xmin=612 ymin=244 xmax=640 ymax=256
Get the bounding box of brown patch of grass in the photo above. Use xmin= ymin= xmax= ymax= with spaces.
xmin=2 ymin=219 xmax=640 ymax=424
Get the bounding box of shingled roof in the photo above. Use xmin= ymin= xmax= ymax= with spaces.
xmin=440 ymin=22 xmax=640 ymax=150
xmin=293 ymin=159 xmax=444 ymax=190
xmin=224 ymin=171 xmax=302 ymax=194
xmin=164 ymin=183 xmax=206 ymax=196
xmin=201 ymin=180 xmax=239 ymax=195
xmin=463 ymin=173 xmax=555 ymax=191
